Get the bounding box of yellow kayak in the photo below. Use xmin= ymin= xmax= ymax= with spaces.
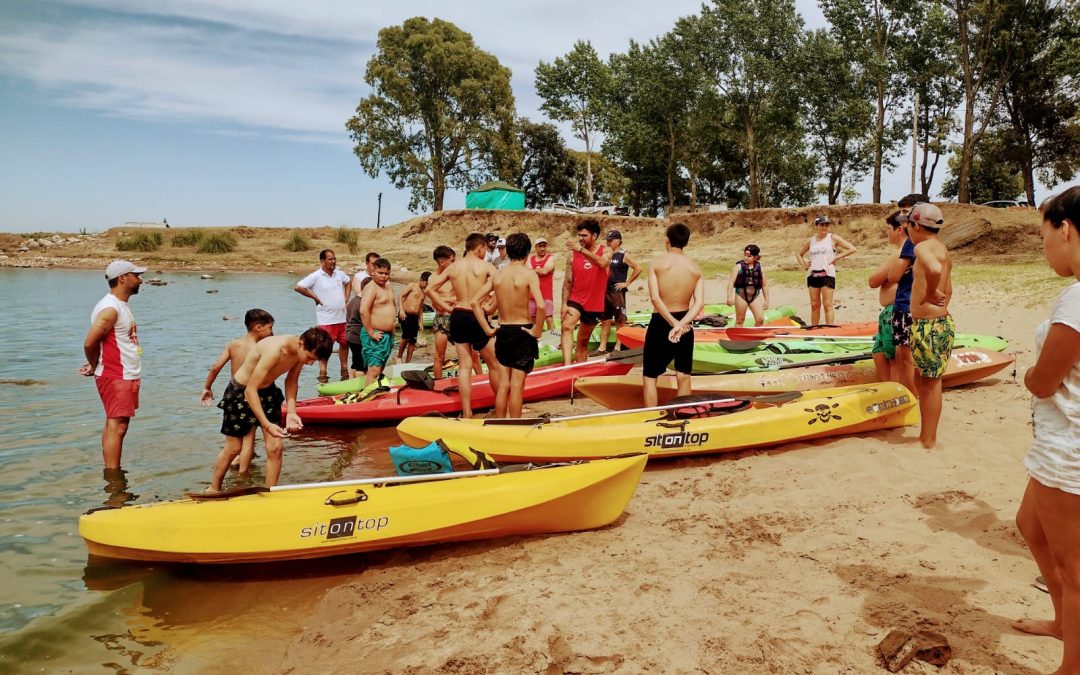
xmin=79 ymin=454 xmax=647 ymax=564
xmin=397 ymin=383 xmax=920 ymax=462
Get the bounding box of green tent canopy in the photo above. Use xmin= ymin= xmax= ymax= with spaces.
xmin=465 ymin=181 xmax=525 ymax=210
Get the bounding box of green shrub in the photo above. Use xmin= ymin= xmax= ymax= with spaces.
xmin=171 ymin=229 xmax=204 ymax=247
xmin=284 ymin=231 xmax=311 ymax=252
xmin=335 ymin=226 xmax=359 ymax=253
xmin=196 ymin=232 xmax=237 ymax=254
xmin=115 ymin=231 xmax=163 ymax=252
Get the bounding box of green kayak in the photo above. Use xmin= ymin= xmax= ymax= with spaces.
xmin=688 ymin=332 xmax=1009 ymax=373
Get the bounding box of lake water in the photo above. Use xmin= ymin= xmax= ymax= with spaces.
xmin=0 ymin=268 xmax=407 ymax=672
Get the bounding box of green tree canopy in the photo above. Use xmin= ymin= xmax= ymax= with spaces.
xmin=796 ymin=29 xmax=874 ymax=204
xmin=346 ymin=17 xmax=515 ymax=212
xmin=509 ymin=118 xmax=575 ymax=208
xmin=820 ymin=0 xmax=923 ymax=203
xmin=535 ymin=41 xmax=613 ymax=203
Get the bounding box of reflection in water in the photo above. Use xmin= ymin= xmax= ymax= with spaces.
xmin=103 ymin=468 xmax=138 ymax=508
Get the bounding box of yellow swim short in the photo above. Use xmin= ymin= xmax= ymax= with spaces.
xmin=911 ymin=315 xmax=955 ymax=379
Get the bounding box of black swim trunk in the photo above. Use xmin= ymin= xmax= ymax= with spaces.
xmin=347 ymin=340 xmax=366 ymax=371
xmin=643 ymin=311 xmax=694 ymax=378
xmin=449 ymin=308 xmax=490 ymax=351
xmin=806 ymin=271 xmax=836 ymax=289
xmin=218 ymin=378 xmax=284 ymax=438
xmin=495 ymin=324 xmax=539 ymax=373
xmin=400 ymin=313 xmax=420 ymax=344
xmin=566 ymin=299 xmax=601 ymax=326
xmin=601 ymin=290 xmax=627 ymax=321
xmin=891 ymin=307 xmax=914 ymax=347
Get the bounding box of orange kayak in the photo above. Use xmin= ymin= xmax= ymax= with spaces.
xmin=573 ymin=348 xmax=1016 ymax=409
xmin=723 ymin=322 xmax=879 ymax=341
xmin=617 ymin=317 xmax=795 ymax=350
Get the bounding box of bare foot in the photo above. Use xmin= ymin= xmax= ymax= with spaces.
xmin=920 ymin=437 xmax=937 ymax=449
xmin=1012 ymin=617 xmax=1062 ymax=639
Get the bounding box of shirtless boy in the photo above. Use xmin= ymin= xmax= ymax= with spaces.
xmin=209 ymin=328 xmax=333 ymax=491
xmin=868 ymin=213 xmax=904 ymax=382
xmin=201 ymin=308 xmax=274 ymax=473
xmin=471 ymin=233 xmax=544 ymax=418
xmin=427 ymin=246 xmax=457 ymax=379
xmin=561 ymin=219 xmax=612 ymax=365
xmin=903 ymin=203 xmax=954 ymax=448
xmin=360 ymin=258 xmax=397 ymax=386
xmin=643 ymin=223 xmax=705 ymax=407
xmin=425 ymin=233 xmax=506 ymax=417
xmin=396 ymin=271 xmax=428 ymax=364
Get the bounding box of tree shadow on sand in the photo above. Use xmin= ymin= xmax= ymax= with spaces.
xmin=833 ymin=562 xmax=1044 ymax=674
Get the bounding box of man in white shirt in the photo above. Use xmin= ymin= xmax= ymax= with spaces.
xmin=294 ymin=249 xmax=351 ymax=381
xmin=79 ymin=259 xmax=146 ymax=469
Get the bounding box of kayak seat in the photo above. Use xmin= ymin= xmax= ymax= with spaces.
xmin=666 ymin=399 xmax=751 ymax=419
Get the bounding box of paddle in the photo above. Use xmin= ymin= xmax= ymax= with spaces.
xmin=481 ymin=390 xmax=805 ymax=426
xmin=719 ymin=352 xmax=875 ymax=374
xmin=603 ymin=346 xmax=645 ymax=363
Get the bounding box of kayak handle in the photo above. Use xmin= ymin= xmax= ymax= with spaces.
xmin=325 ymin=489 xmax=368 ymax=506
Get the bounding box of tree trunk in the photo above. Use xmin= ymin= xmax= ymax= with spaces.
xmin=689 ymin=166 xmax=699 ymax=212
xmin=746 ymin=121 xmax=760 ymax=209
xmin=433 ymin=169 xmax=445 ymax=211
xmin=873 ymin=83 xmax=885 ymax=203
xmin=583 ymin=122 xmax=595 ymax=204
xmin=667 ymin=122 xmax=677 ymax=210
xmin=958 ymin=101 xmax=975 ymax=203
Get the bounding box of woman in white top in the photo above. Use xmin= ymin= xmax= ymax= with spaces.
xmin=795 ymin=215 xmax=857 ymax=325
xmin=1013 ymin=186 xmax=1080 ymax=672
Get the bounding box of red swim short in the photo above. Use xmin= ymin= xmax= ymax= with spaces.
xmin=95 ymin=377 xmax=140 ymax=418
xmin=318 ymin=322 xmax=348 ymax=346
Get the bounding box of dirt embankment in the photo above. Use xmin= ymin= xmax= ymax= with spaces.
xmin=0 ymin=204 xmax=1043 ymax=279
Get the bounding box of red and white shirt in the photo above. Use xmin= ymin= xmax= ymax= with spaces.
xmin=91 ymin=294 xmax=141 ymax=380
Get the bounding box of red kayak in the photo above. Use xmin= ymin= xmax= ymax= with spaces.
xmin=293 ymin=359 xmax=635 ymax=425
xmin=617 ymin=317 xmax=795 ymax=350
xmin=722 ymin=322 xmax=878 ymax=341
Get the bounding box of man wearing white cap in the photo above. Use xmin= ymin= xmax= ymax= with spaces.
xmin=491 ymin=238 xmax=510 ymax=270
xmin=79 ymin=260 xmax=146 ymax=469
xmin=528 ymin=237 xmax=556 ymax=332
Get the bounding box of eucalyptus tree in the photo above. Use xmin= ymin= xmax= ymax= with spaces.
xmin=938 ymin=0 xmax=1025 ymax=202
xmin=996 ymin=0 xmax=1079 ymax=204
xmin=903 ymin=2 xmax=964 ymax=196
xmin=347 ymin=18 xmax=515 ymax=212
xmin=820 ymin=0 xmax=923 ymax=203
xmin=535 ymin=41 xmax=613 ymax=204
xmin=510 ymin=118 xmax=576 ymax=208
xmin=697 ymin=0 xmax=810 ymax=209
xmin=796 ymin=29 xmax=874 ymax=204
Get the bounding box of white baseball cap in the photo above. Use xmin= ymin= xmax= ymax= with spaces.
xmin=535 ymin=237 xmax=548 ymax=244
xmin=497 ymin=238 xmax=506 ymax=246
xmin=105 ymin=259 xmax=147 ymax=280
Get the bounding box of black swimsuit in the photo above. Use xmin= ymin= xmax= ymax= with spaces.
xmin=734 ymin=260 xmax=763 ymax=304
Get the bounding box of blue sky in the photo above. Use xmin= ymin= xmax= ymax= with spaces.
xmin=1 ymin=0 xmax=937 ymax=233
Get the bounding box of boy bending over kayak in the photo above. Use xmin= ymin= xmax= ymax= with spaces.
xmin=200 ymin=308 xmax=275 ymax=474
xmin=208 ymin=328 xmax=333 ymax=492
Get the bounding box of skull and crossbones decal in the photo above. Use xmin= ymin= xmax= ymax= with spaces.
xmin=806 ymin=402 xmax=841 ymax=425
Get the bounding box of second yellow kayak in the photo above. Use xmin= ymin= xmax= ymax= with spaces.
xmin=396 ymin=383 xmax=920 ymax=462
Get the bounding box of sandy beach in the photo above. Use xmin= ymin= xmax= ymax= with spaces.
xmin=6 ymin=205 xmax=1066 ymax=672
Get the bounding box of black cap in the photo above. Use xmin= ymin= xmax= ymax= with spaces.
xmin=813 ymin=215 xmax=831 ymax=225
xmin=605 ymin=229 xmax=622 ymax=240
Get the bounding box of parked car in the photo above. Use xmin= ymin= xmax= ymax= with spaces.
xmin=543 ymin=202 xmax=580 ymax=214
xmin=578 ymin=201 xmax=628 ymax=216
xmin=980 ymin=200 xmax=1030 ymax=208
